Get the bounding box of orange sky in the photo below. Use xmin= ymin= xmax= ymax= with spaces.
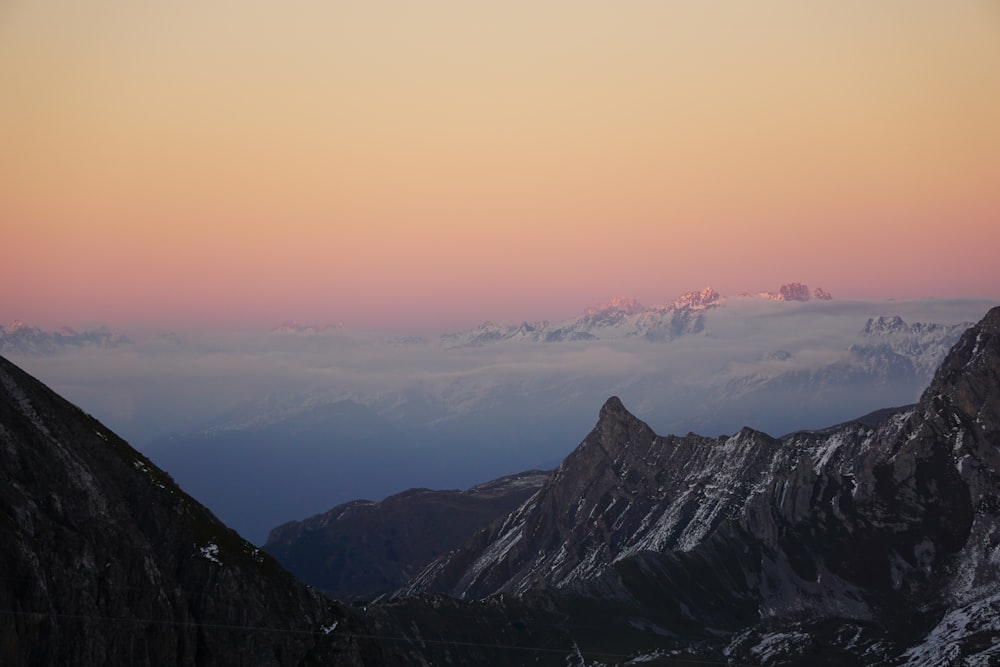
xmin=2 ymin=1 xmax=999 ymax=331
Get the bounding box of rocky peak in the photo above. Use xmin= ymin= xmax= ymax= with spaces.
xmin=863 ymin=315 xmax=908 ymax=336
xmin=923 ymin=305 xmax=1000 ymax=432
xmin=674 ymin=286 xmax=722 ymax=309
xmin=598 ymin=395 xmax=627 ymax=420
xmin=776 ymin=282 xmax=811 ymax=301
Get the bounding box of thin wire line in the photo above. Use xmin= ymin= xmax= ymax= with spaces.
xmin=0 ymin=608 xmax=760 ymax=666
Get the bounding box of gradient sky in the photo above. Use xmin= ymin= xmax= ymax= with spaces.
xmin=3 ymin=1 xmax=999 ymax=332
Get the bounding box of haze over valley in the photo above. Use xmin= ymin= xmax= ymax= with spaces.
xmin=5 ymin=287 xmax=992 ymax=543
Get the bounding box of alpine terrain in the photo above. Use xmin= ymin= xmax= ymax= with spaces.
xmin=397 ymin=305 xmax=1000 ymax=664
xmin=4 ymin=304 xmax=1000 ymax=665
xmin=264 ymin=470 xmax=548 ymax=599
xmin=0 ymin=355 xmax=579 ymax=665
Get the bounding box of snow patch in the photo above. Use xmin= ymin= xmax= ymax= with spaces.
xmin=199 ymin=543 xmax=222 ymax=565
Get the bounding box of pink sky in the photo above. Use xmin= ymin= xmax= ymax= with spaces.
xmin=2 ymin=1 xmax=999 ymax=332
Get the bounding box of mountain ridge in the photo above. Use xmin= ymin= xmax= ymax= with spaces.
xmin=263 ymin=470 xmax=548 ymax=599
xmin=396 ymin=305 xmax=1000 ymax=663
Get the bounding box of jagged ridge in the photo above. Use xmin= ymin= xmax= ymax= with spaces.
xmin=402 ymin=306 xmax=1000 ymax=663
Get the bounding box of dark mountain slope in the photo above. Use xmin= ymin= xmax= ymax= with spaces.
xmin=401 ymin=305 xmax=1000 ymax=664
xmin=0 ymin=353 xmax=586 ymax=666
xmin=264 ymin=470 xmax=547 ymax=599
xmin=0 ymin=354 xmax=394 ymax=665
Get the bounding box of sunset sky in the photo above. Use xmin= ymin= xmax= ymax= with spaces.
xmin=3 ymin=1 xmax=999 ymax=332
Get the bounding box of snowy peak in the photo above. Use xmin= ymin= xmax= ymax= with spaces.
xmin=741 ymin=282 xmax=832 ymax=302
xmin=862 ymin=314 xmax=909 ymax=335
xmin=442 ymin=286 xmax=730 ymax=347
xmin=674 ymin=286 xmax=723 ymax=309
xmin=442 ymin=283 xmax=835 ymax=347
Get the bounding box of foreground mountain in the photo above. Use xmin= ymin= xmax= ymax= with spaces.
xmin=264 ymin=470 xmax=548 ymax=599
xmin=401 ymin=305 xmax=1000 ymax=664
xmin=0 ymin=355 xmax=381 ymax=664
xmin=0 ymin=355 xmax=589 ymax=665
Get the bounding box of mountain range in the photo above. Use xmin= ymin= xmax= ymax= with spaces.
xmin=2 ymin=304 xmax=1000 ymax=664
xmin=263 ymin=470 xmax=548 ymax=600
xmin=386 ymin=305 xmax=1000 ymax=663
xmin=4 ymin=282 xmax=823 ymax=354
xmin=0 ymin=320 xmax=128 ymax=356
xmin=4 ymin=290 xmax=985 ymax=547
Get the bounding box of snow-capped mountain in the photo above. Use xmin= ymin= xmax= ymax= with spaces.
xmin=721 ymin=314 xmax=972 ymax=401
xmin=397 ymin=305 xmax=1000 ymax=663
xmin=856 ymin=314 xmax=971 ymax=375
xmin=0 ymin=320 xmax=129 ymax=355
xmin=740 ymin=281 xmax=833 ymax=302
xmin=441 ymin=286 xmax=727 ymax=347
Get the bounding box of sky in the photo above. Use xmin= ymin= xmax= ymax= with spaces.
xmin=3 ymin=1 xmax=999 ymax=332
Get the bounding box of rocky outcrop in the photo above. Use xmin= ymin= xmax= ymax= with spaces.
xmin=264 ymin=471 xmax=547 ymax=599
xmin=0 ymin=355 xmax=395 ymax=666
xmin=402 ymin=306 xmax=1000 ymax=663
xmin=777 ymin=282 xmax=812 ymax=301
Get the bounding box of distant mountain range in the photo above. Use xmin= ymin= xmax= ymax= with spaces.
xmin=3 ymin=282 xmax=829 ymax=353
xmin=439 ymin=287 xmax=720 ymax=346
xmin=0 ymin=320 xmax=129 ymax=355
xmin=441 ymin=283 xmax=831 ymax=346
xmin=720 ymin=314 xmax=972 ymax=401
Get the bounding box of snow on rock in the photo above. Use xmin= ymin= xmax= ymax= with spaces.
xmin=199 ymin=543 xmax=222 ymax=565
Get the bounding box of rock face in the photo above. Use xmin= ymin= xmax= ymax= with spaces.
xmin=777 ymin=282 xmax=812 ymax=301
xmin=402 ymin=306 xmax=1000 ymax=664
xmin=264 ymin=471 xmax=548 ymax=599
xmin=0 ymin=355 xmax=392 ymax=666
xmin=0 ymin=354 xmax=587 ymax=666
